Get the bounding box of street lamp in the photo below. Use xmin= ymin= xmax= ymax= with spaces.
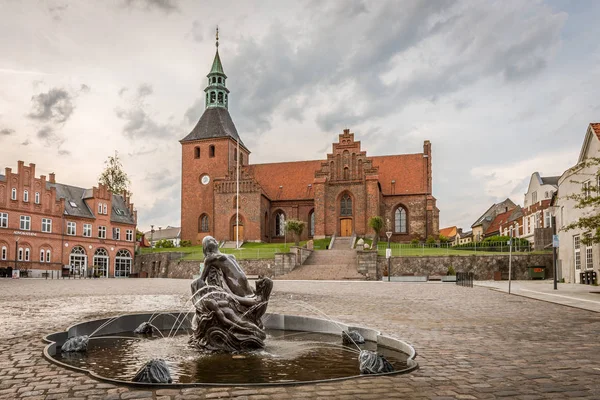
xmin=150 ymin=225 xmax=155 ymax=249
xmin=14 ymin=236 xmax=20 ymax=275
xmin=386 ymin=231 xmax=393 ymax=282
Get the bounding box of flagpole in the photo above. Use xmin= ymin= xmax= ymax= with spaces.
xmin=236 ymin=137 xmax=240 ymax=249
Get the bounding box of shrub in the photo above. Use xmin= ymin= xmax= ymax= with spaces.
xmin=368 ymin=216 xmax=384 ymax=249
xmin=447 ymin=265 xmax=456 ymax=276
xmin=180 ymin=240 xmax=192 ymax=247
xmin=155 ymin=239 xmax=175 ymax=248
xmin=426 ymin=235 xmax=436 ymax=245
xmin=410 ymin=238 xmax=420 ymax=245
xmin=285 ymin=219 xmax=305 ymax=246
xmin=439 ymin=234 xmax=450 ymax=243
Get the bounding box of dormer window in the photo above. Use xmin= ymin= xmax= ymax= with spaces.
xmin=69 ymin=200 xmax=78 ymax=208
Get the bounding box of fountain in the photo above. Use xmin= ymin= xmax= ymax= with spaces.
xmin=43 ymin=236 xmax=418 ymax=386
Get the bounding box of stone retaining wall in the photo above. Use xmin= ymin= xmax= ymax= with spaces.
xmin=375 ymin=253 xmax=554 ymax=281
xmin=135 ymin=253 xmax=274 ymax=279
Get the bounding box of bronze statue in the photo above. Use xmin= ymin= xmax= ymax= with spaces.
xmin=189 ymin=236 xmax=273 ymax=352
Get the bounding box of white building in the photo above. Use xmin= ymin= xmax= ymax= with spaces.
xmin=520 ymin=172 xmax=559 ymax=247
xmin=144 ymin=226 xmax=181 ymax=247
xmin=555 ymin=123 xmax=600 ymax=283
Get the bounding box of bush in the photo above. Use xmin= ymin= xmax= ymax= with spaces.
xmin=426 ymin=235 xmax=436 ymax=245
xmin=410 ymin=238 xmax=420 ymax=245
xmin=180 ymin=240 xmax=192 ymax=247
xmin=439 ymin=234 xmax=450 ymax=243
xmin=447 ymin=265 xmax=456 ymax=276
xmin=155 ymin=239 xmax=175 ymax=248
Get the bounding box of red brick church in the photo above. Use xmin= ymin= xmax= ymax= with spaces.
xmin=180 ymin=37 xmax=439 ymax=245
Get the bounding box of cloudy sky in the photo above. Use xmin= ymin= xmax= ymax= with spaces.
xmin=1 ymin=0 xmax=599 ymax=233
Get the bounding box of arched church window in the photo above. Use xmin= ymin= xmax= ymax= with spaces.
xmin=194 ymin=147 xmax=200 ymax=159
xmin=212 ymin=77 xmax=216 ymax=84
xmin=394 ymin=207 xmax=407 ymax=233
xmin=275 ymin=212 xmax=285 ymax=237
xmin=209 ymin=145 xmax=215 ymax=157
xmin=199 ymin=214 xmax=209 ymax=232
xmin=210 ymin=91 xmax=216 ymax=103
xmin=218 ymin=77 xmax=222 ymax=84
xmin=340 ymin=194 xmax=352 ymax=216
xmin=218 ymin=92 xmax=223 ymax=104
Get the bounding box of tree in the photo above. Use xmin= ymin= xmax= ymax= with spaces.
xmin=99 ymin=151 xmax=131 ymax=195
xmin=368 ymin=216 xmax=384 ymax=249
xmin=563 ymin=158 xmax=600 ymax=245
xmin=285 ymin=219 xmax=305 ymax=246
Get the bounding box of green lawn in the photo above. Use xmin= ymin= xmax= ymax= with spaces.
xmin=141 ymin=238 xmax=331 ymax=260
xmin=373 ymin=242 xmax=550 ymax=257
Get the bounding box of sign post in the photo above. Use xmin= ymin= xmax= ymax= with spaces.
xmin=508 ymin=237 xmax=512 ymax=294
xmin=552 ymin=217 xmax=558 ymax=290
xmin=386 ymin=231 xmax=393 ymax=282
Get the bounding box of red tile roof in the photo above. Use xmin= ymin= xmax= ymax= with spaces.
xmin=371 ymin=154 xmax=427 ymax=195
xmin=440 ymin=226 xmax=457 ymax=238
xmin=248 ymin=160 xmax=323 ymax=200
xmin=484 ymin=209 xmax=514 ymax=235
xmin=591 ymin=123 xmax=600 ymax=140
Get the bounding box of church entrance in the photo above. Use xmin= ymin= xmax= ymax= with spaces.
xmin=340 ymin=218 xmax=352 ymax=237
xmin=232 ymin=224 xmax=244 ymax=242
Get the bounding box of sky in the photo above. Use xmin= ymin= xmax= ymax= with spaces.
xmin=1 ymin=0 xmax=599 ymax=233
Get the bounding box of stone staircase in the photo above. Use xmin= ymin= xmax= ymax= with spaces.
xmin=277 ymin=237 xmax=365 ymax=280
xmin=221 ymin=241 xmax=241 ymax=249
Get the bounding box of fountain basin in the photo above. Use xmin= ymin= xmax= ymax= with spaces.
xmin=43 ymin=312 xmax=418 ymax=387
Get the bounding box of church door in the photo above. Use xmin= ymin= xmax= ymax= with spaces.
xmin=340 ymin=218 xmax=352 ymax=237
xmin=232 ymin=225 xmax=244 ymax=242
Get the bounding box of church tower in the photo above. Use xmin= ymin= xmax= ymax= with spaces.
xmin=180 ymin=28 xmax=250 ymax=245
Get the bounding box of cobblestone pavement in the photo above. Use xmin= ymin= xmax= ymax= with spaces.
xmin=1 ymin=278 xmax=600 ymax=399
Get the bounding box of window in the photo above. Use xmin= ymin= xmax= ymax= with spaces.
xmin=0 ymin=213 xmax=7 ymax=228
xmin=23 ymin=190 xmax=28 ymax=202
xmin=574 ymin=235 xmax=581 ymax=270
xmin=275 ymin=212 xmax=285 ymax=237
xmin=42 ymin=218 xmax=52 ymax=233
xmin=218 ymin=77 xmax=222 ymax=84
xmin=24 ymin=248 xmax=30 ymax=262
xmin=532 ymin=191 xmax=537 ymax=203
xmin=98 ymin=203 xmax=103 ymax=214
xmin=40 ymin=249 xmax=45 ymax=262
xmin=93 ymin=248 xmax=109 ymax=278
xmin=126 ymin=229 xmax=133 ymax=242
xmin=35 ymin=192 xmax=40 ymax=204
xmin=218 ymin=92 xmax=223 ymax=104
xmin=583 ymin=181 xmax=591 ymax=200
xmin=11 ymin=188 xmax=16 ymax=200
xmin=18 ymin=247 xmax=23 ymax=261
xmin=69 ymin=200 xmax=78 ymax=208
xmin=1 ymin=246 xmax=6 ymax=260
xmin=98 ymin=226 xmax=106 ymax=239
xmin=103 ymin=204 xmax=108 ymax=215
xmin=113 ymin=227 xmax=120 ymax=240
xmin=200 ymin=214 xmax=209 ymax=232
xmin=194 ymin=147 xmax=200 ymax=159
xmin=83 ymin=224 xmax=92 ymax=237
xmin=586 ymin=242 xmax=593 ymax=270
xmin=395 ymin=207 xmax=407 ymax=233
xmin=67 ymin=221 xmax=76 ymax=236
xmin=544 ymin=211 xmax=551 ymax=228
xmin=46 ymin=249 xmax=51 ymax=263
xmin=210 ymin=91 xmax=216 ymax=103
xmin=115 ymin=249 xmax=132 ymax=277
xmin=20 ymin=215 xmax=31 ymax=231
xmin=209 ymin=145 xmax=215 ymax=157
xmin=545 ymin=191 xmax=549 ymax=199
xmin=340 ymin=194 xmax=352 ymax=216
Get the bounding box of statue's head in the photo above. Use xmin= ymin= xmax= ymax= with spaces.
xmin=202 ymin=236 xmax=219 ymax=256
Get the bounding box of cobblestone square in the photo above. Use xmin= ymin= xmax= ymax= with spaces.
xmin=1 ymin=279 xmax=599 ymax=399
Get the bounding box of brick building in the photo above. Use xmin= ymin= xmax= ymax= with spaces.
xmin=0 ymin=161 xmax=137 ymax=278
xmin=180 ymin=38 xmax=439 ymax=245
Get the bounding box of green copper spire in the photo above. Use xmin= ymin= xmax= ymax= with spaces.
xmin=205 ymin=26 xmax=229 ymax=110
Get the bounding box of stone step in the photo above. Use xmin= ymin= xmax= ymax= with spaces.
xmin=276 ymin=262 xmax=365 ymax=281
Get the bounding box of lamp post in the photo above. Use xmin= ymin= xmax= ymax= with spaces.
xmin=150 ymin=225 xmax=155 ymax=249
xmin=14 ymin=236 xmax=20 ymax=274
xmin=386 ymin=231 xmax=392 ymax=282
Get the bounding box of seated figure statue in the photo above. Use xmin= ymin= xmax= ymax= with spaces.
xmin=189 ymin=236 xmax=273 ymax=352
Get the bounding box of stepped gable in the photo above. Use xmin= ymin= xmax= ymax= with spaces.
xmin=247 ymin=160 xmax=322 ymax=200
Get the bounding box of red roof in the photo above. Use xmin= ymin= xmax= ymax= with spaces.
xmin=440 ymin=226 xmax=457 ymax=238
xmin=485 ymin=209 xmax=514 ymax=235
xmin=591 ymin=123 xmax=600 ymax=140
xmin=371 ymin=154 xmax=427 ymax=195
xmin=249 ymin=160 xmax=323 ymax=200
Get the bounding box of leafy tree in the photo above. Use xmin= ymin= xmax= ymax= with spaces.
xmin=426 ymin=235 xmax=436 ymax=245
xmin=368 ymin=216 xmax=384 ymax=249
xmin=439 ymin=234 xmax=449 ymax=243
xmin=285 ymin=219 xmax=305 ymax=246
xmin=99 ymin=151 xmax=131 ymax=195
xmin=564 ymin=158 xmax=600 ymax=245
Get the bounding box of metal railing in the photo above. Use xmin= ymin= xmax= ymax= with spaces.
xmin=456 ymin=272 xmax=474 ymax=288
xmin=375 ymin=240 xmax=535 ymax=257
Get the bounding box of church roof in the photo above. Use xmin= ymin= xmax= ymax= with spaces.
xmin=180 ymin=107 xmax=245 ymax=146
xmin=371 ymin=154 xmax=428 ymax=195
xmin=249 ymin=160 xmax=323 ymax=200
xmin=208 ymin=50 xmax=226 ymax=77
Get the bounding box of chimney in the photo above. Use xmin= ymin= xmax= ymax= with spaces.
xmin=49 ymin=173 xmax=55 ymax=183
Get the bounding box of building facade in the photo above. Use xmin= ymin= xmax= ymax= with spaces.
xmin=555 ymin=123 xmax=600 ymax=283
xmin=520 ymin=172 xmax=558 ymax=246
xmin=180 ymin=38 xmax=439 ymax=245
xmin=471 ymin=198 xmax=517 ymax=242
xmin=0 ymin=161 xmax=137 ymax=278
xmin=144 ymin=226 xmax=181 ymax=247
